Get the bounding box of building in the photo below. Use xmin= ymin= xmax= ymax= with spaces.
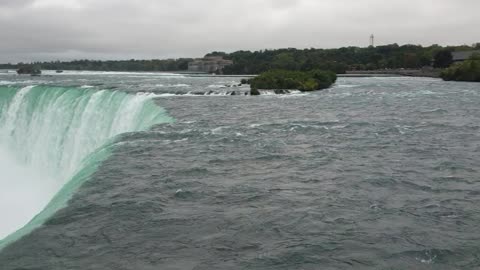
xmin=188 ymin=56 xmax=233 ymax=73
xmin=452 ymin=50 xmax=480 ymax=63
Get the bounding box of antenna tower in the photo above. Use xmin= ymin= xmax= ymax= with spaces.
xmin=370 ymin=34 xmax=375 ymax=47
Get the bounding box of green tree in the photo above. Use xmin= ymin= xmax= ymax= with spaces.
xmin=440 ymin=54 xmax=480 ymax=82
xmin=433 ymin=49 xmax=453 ymax=68
xmin=249 ymin=69 xmax=336 ymax=91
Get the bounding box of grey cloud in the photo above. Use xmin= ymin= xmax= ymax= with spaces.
xmin=0 ymin=0 xmax=34 ymax=8
xmin=0 ymin=0 xmax=479 ymax=62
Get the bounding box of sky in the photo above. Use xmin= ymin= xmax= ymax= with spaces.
xmin=0 ymin=0 xmax=479 ymax=63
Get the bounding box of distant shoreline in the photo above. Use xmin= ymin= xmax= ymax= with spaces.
xmin=0 ymin=69 xmax=441 ymax=78
xmin=346 ymin=69 xmax=441 ymax=78
xmin=179 ymin=69 xmax=442 ymax=78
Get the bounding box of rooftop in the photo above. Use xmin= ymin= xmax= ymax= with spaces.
xmin=452 ymin=50 xmax=480 ymax=61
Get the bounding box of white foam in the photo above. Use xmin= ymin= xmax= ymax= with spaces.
xmin=207 ymin=84 xmax=228 ymax=88
xmin=0 ymin=81 xmax=14 ymax=85
xmin=170 ymin=84 xmax=190 ymax=87
xmin=0 ymin=145 xmax=56 ymax=239
xmin=41 ymin=70 xmax=185 ymax=77
xmin=335 ymin=84 xmax=360 ymax=88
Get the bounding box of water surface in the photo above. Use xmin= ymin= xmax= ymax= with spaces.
xmin=0 ymin=71 xmax=479 ymax=269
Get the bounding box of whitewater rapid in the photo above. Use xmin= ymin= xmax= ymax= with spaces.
xmin=0 ymin=85 xmax=172 ymax=248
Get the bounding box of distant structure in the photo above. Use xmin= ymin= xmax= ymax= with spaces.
xmin=369 ymin=34 xmax=375 ymax=47
xmin=452 ymin=50 xmax=480 ymax=63
xmin=188 ymin=56 xmax=233 ymax=74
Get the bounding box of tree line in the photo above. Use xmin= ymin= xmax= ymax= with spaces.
xmin=1 ymin=43 xmax=479 ymax=74
xmin=0 ymin=58 xmax=193 ymax=72
xmin=216 ymin=43 xmax=480 ymax=74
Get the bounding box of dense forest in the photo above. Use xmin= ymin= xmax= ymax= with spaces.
xmin=216 ymin=43 xmax=480 ymax=74
xmin=1 ymin=43 xmax=479 ymax=74
xmin=0 ymin=58 xmax=193 ymax=72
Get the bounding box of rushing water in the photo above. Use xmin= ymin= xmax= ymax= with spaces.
xmin=1 ymin=71 xmax=480 ymax=269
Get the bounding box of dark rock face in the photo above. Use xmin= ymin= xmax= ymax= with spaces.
xmin=17 ymin=65 xmax=41 ymax=75
xmin=273 ymin=89 xmax=291 ymax=95
xmin=250 ymin=88 xmax=260 ymax=96
xmin=191 ymin=91 xmax=206 ymax=95
xmin=240 ymin=79 xmax=250 ymax=84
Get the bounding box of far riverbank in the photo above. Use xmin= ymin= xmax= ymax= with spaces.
xmin=184 ymin=69 xmax=441 ymax=78
xmin=346 ymin=68 xmax=441 ymax=78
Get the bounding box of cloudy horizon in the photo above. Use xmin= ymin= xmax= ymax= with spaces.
xmin=0 ymin=0 xmax=479 ymax=63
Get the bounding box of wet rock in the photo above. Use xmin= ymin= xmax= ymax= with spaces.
xmin=274 ymin=89 xmax=289 ymax=94
xmin=17 ymin=65 xmax=41 ymax=75
xmin=250 ymin=88 xmax=260 ymax=96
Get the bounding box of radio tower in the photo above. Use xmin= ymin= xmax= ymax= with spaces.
xmin=370 ymin=34 xmax=375 ymax=47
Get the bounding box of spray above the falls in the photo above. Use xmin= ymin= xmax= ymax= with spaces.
xmin=0 ymin=85 xmax=173 ymax=248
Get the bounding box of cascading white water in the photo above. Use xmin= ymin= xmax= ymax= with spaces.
xmin=0 ymin=85 xmax=172 ymax=247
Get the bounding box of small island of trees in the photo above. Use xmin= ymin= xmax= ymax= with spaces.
xmin=248 ymin=69 xmax=337 ymax=94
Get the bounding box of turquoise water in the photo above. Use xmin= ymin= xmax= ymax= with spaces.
xmin=0 ymin=84 xmax=172 ymax=249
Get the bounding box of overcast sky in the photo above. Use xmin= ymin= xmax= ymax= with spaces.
xmin=0 ymin=0 xmax=478 ymax=63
